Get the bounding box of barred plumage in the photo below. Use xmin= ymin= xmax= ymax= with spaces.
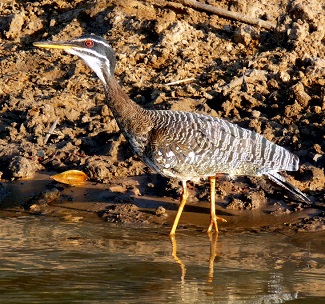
xmin=144 ymin=110 xmax=299 ymax=180
xmin=34 ymin=34 xmax=311 ymax=235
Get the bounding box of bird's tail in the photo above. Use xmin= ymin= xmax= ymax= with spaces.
xmin=266 ymin=172 xmax=311 ymax=204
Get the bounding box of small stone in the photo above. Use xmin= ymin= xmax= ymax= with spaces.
xmin=251 ymin=110 xmax=261 ymax=118
xmin=278 ymin=71 xmax=291 ymax=82
xmin=101 ymin=104 xmax=110 ymax=116
xmin=284 ymin=102 xmax=302 ymax=118
xmin=156 ymin=206 xmax=167 ymax=216
xmin=5 ymin=12 xmax=25 ymax=40
xmin=24 ymin=188 xmax=61 ymax=210
xmin=291 ymin=82 xmax=311 ymax=107
xmin=8 ymin=156 xmax=43 ymax=179
xmin=313 ymin=106 xmax=321 ymax=114
xmin=234 ymin=25 xmax=259 ymax=46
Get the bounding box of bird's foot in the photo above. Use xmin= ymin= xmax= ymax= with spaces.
xmin=207 ymin=216 xmax=227 ymax=233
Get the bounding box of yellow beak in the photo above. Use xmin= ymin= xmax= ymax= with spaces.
xmin=33 ymin=41 xmax=74 ymax=50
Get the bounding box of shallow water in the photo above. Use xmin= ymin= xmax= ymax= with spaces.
xmin=0 ymin=216 xmax=324 ymax=303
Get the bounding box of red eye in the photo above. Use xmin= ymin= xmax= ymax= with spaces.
xmin=85 ymin=39 xmax=94 ymax=48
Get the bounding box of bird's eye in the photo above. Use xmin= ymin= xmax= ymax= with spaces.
xmin=85 ymin=39 xmax=94 ymax=48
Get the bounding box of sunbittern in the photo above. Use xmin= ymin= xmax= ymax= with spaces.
xmin=33 ymin=35 xmax=311 ymax=235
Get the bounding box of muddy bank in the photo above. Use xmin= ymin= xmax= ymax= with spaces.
xmin=0 ymin=0 xmax=324 ymax=232
xmin=1 ymin=171 xmax=324 ymax=233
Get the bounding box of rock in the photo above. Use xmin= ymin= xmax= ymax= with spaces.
xmin=305 ymin=166 xmax=325 ymax=191
xmin=155 ymin=11 xmax=176 ymax=34
xmin=160 ymin=21 xmax=188 ymax=47
xmin=155 ymin=206 xmax=167 ymax=216
xmin=287 ymin=21 xmax=309 ymax=42
xmin=8 ymin=156 xmax=43 ymax=179
xmin=234 ymin=25 xmax=259 ymax=46
xmin=226 ymin=197 xmax=246 ymax=210
xmin=24 ymin=188 xmax=61 ymax=211
xmin=284 ymin=102 xmax=302 ymax=118
xmin=5 ymin=12 xmax=25 ymax=40
xmin=278 ymin=71 xmax=291 ymax=83
xmin=85 ymin=159 xmax=113 ymax=182
xmin=291 ymin=82 xmax=311 ymax=108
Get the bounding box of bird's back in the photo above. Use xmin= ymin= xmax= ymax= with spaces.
xmin=141 ymin=110 xmax=299 ymax=181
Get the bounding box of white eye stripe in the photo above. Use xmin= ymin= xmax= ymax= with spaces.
xmin=73 ymin=37 xmax=112 ymax=49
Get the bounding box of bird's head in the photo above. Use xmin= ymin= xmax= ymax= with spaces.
xmin=33 ymin=34 xmax=116 ymax=84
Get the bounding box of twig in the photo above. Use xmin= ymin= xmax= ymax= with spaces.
xmin=44 ymin=118 xmax=59 ymax=144
xmin=165 ymin=77 xmax=196 ymax=86
xmin=178 ymin=0 xmax=276 ymax=30
xmin=220 ymin=69 xmax=268 ymax=91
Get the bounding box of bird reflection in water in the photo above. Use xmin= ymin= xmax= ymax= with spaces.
xmin=170 ymin=232 xmax=219 ymax=285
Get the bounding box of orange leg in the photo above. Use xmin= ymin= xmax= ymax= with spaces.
xmin=170 ymin=180 xmax=188 ymax=236
xmin=207 ymin=176 xmax=227 ymax=233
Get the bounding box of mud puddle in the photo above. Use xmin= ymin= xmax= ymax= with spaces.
xmin=0 ymin=216 xmax=324 ymax=303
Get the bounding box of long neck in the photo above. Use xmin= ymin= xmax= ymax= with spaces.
xmin=77 ymin=48 xmax=147 ymax=129
xmin=103 ymin=76 xmax=141 ymax=118
xmin=101 ymin=75 xmax=152 ymax=137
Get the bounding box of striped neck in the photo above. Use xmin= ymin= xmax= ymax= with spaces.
xmin=102 ymin=75 xmax=150 ymax=137
xmin=103 ymin=75 xmax=140 ymax=117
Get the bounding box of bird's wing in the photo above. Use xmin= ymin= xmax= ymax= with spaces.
xmin=200 ymin=113 xmax=300 ymax=173
xmin=145 ymin=111 xmax=259 ymax=177
xmin=145 ymin=110 xmax=298 ymax=177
